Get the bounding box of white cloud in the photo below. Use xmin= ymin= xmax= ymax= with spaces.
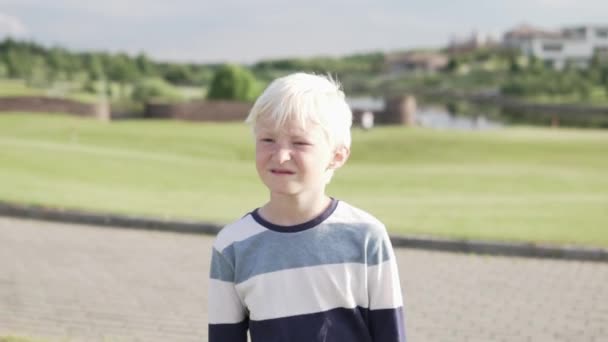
xmin=535 ymin=0 xmax=582 ymax=8
xmin=1 ymin=0 xmax=607 ymax=63
xmin=59 ymin=0 xmax=183 ymax=18
xmin=0 ymin=0 xmax=205 ymax=18
xmin=531 ymin=0 xmax=608 ymax=11
xmin=536 ymin=0 xmax=571 ymax=6
xmin=0 ymin=12 xmax=28 ymax=37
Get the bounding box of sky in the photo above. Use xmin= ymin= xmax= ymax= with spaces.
xmin=0 ymin=0 xmax=607 ymax=64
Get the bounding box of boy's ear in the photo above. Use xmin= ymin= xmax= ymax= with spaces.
xmin=329 ymin=146 xmax=350 ymax=170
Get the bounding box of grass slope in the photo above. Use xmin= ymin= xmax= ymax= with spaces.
xmin=0 ymin=113 xmax=607 ymax=246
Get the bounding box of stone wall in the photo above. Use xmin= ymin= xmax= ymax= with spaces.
xmin=0 ymin=96 xmax=109 ymax=120
xmin=145 ymin=100 xmax=252 ymax=122
xmin=0 ymin=95 xmax=417 ymax=127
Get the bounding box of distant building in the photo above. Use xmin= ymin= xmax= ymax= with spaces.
xmin=503 ymin=24 xmax=608 ymax=69
xmin=384 ymin=51 xmax=449 ymax=74
xmin=447 ymin=31 xmax=498 ymax=54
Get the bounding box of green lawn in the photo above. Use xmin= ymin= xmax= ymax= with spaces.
xmin=0 ymin=78 xmax=123 ymax=104
xmin=0 ymin=336 xmax=48 ymax=342
xmin=0 ymin=113 xmax=607 ymax=247
xmin=0 ymin=79 xmax=46 ymax=97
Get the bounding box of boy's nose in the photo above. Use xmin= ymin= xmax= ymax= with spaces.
xmin=275 ymin=148 xmax=292 ymax=164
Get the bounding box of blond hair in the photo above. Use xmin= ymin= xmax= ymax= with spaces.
xmin=246 ymin=72 xmax=352 ymax=150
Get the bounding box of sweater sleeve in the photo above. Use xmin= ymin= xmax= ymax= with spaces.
xmin=367 ymin=229 xmax=406 ymax=342
xmin=208 ymin=246 xmax=249 ymax=342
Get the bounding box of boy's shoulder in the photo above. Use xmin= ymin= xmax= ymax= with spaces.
xmin=331 ymin=200 xmax=387 ymax=236
xmin=212 ymin=212 xmax=265 ymax=253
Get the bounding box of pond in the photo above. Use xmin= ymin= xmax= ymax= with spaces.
xmin=415 ymin=105 xmax=503 ymax=130
xmin=346 ymin=97 xmax=608 ymax=129
xmin=347 ymin=97 xmax=503 ymax=130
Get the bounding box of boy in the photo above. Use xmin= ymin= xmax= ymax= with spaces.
xmin=208 ymin=73 xmax=406 ymax=342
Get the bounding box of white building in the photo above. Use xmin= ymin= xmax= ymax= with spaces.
xmin=503 ymin=24 xmax=608 ymax=69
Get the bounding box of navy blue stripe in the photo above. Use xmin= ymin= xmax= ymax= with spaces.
xmin=248 ymin=306 xmax=405 ymax=342
xmin=251 ymin=198 xmax=339 ymax=233
xmin=250 ymin=306 xmax=372 ymax=342
xmin=209 ymin=319 xmax=249 ymax=342
xmin=369 ymin=307 xmax=406 ymax=342
xmin=227 ymin=222 xmax=390 ymax=283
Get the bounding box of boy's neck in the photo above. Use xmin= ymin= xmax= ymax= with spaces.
xmin=260 ymin=193 xmax=332 ymax=227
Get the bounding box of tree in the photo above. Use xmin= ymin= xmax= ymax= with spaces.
xmin=106 ymin=54 xmax=139 ymax=97
xmin=528 ymin=55 xmax=545 ymax=74
xmin=27 ymin=55 xmax=48 ymax=86
xmin=446 ymin=57 xmax=461 ymax=72
xmin=588 ymin=52 xmax=608 ymax=87
xmin=207 ymin=64 xmax=260 ymax=101
xmin=508 ymin=55 xmax=522 ymax=73
xmin=82 ymin=53 xmax=105 ymax=82
xmin=46 ymin=47 xmax=70 ymax=82
xmin=163 ymin=64 xmax=193 ymax=85
xmin=4 ymin=49 xmax=30 ymax=78
xmin=135 ymin=52 xmax=157 ymax=77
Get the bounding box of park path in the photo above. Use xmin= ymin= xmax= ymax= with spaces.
xmin=1 ymin=216 xmax=607 ymax=341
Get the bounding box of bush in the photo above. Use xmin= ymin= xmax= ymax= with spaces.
xmin=82 ymin=80 xmax=98 ymax=94
xmin=501 ymin=72 xmax=593 ymax=98
xmin=131 ymin=78 xmax=183 ymax=103
xmin=207 ymin=64 xmax=260 ymax=102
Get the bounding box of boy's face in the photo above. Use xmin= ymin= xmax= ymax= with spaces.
xmin=254 ymin=117 xmax=347 ymax=198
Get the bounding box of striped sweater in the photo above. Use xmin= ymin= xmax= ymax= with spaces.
xmin=208 ymin=198 xmax=406 ymax=342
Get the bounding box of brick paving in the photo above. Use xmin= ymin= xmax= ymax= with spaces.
xmin=0 ymin=216 xmax=606 ymax=342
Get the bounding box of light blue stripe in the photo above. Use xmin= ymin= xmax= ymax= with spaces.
xmin=230 ymin=222 xmax=391 ymax=284
xmin=210 ymin=247 xmax=235 ymax=282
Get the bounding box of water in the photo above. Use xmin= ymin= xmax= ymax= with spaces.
xmin=346 ymin=97 xmax=503 ymax=130
xmin=346 ymin=97 xmax=384 ymax=112
xmin=347 ymin=96 xmax=608 ymax=129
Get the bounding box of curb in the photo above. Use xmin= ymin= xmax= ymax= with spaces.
xmin=0 ymin=201 xmax=221 ymax=235
xmin=1 ymin=201 xmax=607 ymax=263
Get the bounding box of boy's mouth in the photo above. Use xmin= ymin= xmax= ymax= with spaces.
xmin=270 ymin=169 xmax=295 ymax=175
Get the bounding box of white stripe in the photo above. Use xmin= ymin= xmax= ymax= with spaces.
xmin=208 ymin=278 xmax=248 ymax=324
xmin=214 ymin=215 xmax=266 ymax=251
xmin=328 ymin=201 xmax=385 ymax=228
xmin=235 ymin=263 xmax=368 ymax=321
xmin=368 ymin=259 xmax=403 ymax=310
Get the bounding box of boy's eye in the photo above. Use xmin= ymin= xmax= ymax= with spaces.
xmin=294 ymin=141 xmax=311 ymax=146
xmin=260 ymin=138 xmax=274 ymax=143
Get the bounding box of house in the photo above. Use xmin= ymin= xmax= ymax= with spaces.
xmin=503 ymin=24 xmax=608 ymax=69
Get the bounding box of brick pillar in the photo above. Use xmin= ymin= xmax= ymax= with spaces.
xmin=385 ymin=95 xmax=417 ymax=126
xmin=94 ymin=101 xmax=111 ymax=122
xmin=401 ymin=95 xmax=417 ymax=126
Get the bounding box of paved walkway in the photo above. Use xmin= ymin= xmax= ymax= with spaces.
xmin=0 ymin=217 xmax=606 ymax=342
